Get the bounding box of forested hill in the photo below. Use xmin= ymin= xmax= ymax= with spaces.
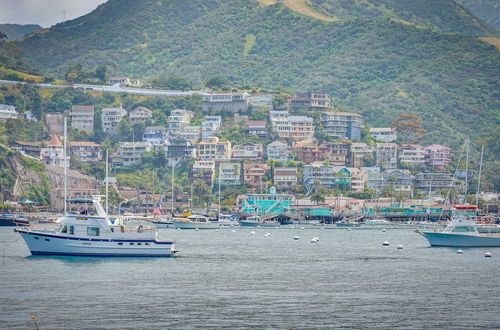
xmin=455 ymin=0 xmax=500 ymax=30
xmin=15 ymin=0 xmax=500 ymax=148
xmin=0 ymin=24 xmax=42 ymax=40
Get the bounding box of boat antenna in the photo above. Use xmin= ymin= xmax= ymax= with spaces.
xmin=475 ymin=144 xmax=484 ymax=209
xmin=105 ymin=149 xmax=109 ymax=215
xmin=63 ymin=117 xmax=67 ymax=214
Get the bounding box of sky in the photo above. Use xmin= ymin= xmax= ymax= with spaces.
xmin=0 ymin=0 xmax=107 ymax=27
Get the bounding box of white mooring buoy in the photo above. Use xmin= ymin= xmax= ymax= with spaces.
xmin=456 ymin=249 xmax=463 ymax=255
xmin=382 ymin=228 xmax=387 ymax=232
xmin=485 ymin=252 xmax=492 ymax=258
xmin=382 ymin=241 xmax=390 ymax=246
xmin=195 ymin=228 xmax=199 ymax=231
xmin=293 ymin=236 xmax=300 ymax=240
xmin=310 ymin=238 xmax=318 ymax=243
xmin=397 ymin=244 xmax=403 ymax=250
xmin=231 ymin=229 xmax=236 ymax=233
xmin=264 ymin=233 xmax=271 ymax=237
xmin=250 ymin=231 xmax=256 ymax=235
xmin=300 ymin=227 xmax=305 ymax=230
xmin=348 ymin=228 xmax=352 ymax=232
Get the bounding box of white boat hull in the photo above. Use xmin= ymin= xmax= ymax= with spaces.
xmin=239 ymin=221 xmax=280 ymax=228
xmin=421 ymin=232 xmax=500 ymax=247
xmin=16 ymin=229 xmax=176 ymax=257
xmin=172 ymin=221 xmax=220 ymax=229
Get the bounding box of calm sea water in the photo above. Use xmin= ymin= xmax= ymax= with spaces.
xmin=1 ymin=226 xmax=500 ymax=329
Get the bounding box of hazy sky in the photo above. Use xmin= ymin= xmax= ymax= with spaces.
xmin=0 ymin=0 xmax=108 ymax=27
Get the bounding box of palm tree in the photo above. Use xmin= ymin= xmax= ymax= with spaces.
xmin=310 ymin=192 xmax=325 ymax=205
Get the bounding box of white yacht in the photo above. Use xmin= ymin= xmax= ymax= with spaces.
xmin=418 ymin=205 xmax=500 ymax=247
xmin=172 ymin=214 xmax=220 ymax=229
xmin=15 ymin=197 xmax=177 ymax=257
xmin=239 ymin=215 xmax=280 ymax=228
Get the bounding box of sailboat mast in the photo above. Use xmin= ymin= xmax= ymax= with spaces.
xmin=218 ymin=166 xmax=221 ymax=219
xmin=105 ymin=149 xmax=109 ymax=215
xmin=171 ymin=165 xmax=174 ymax=216
xmin=475 ymin=145 xmax=484 ymax=208
xmin=63 ymin=117 xmax=67 ymax=214
xmin=464 ymin=137 xmax=469 ymax=202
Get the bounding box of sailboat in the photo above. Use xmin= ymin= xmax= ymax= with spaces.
xmin=15 ymin=119 xmax=177 ymax=257
xmin=418 ymin=144 xmax=500 ymax=247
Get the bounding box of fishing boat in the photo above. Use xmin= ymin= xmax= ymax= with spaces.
xmin=418 ymin=205 xmax=500 ymax=247
xmin=172 ymin=214 xmax=220 ymax=229
xmin=0 ymin=214 xmax=30 ymax=227
xmin=239 ymin=215 xmax=280 ymax=228
xmin=15 ymin=197 xmax=177 ymax=257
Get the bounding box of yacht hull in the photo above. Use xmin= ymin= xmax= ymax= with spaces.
xmin=239 ymin=221 xmax=280 ymax=227
xmin=421 ymin=232 xmax=500 ymax=247
xmin=16 ymin=229 xmax=176 ymax=257
xmin=172 ymin=221 xmax=220 ymax=229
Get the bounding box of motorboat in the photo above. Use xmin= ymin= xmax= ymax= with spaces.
xmin=15 ymin=197 xmax=177 ymax=257
xmin=0 ymin=214 xmax=30 ymax=227
xmin=418 ymin=205 xmax=500 ymax=247
xmin=218 ymin=214 xmax=239 ymax=227
xmin=239 ymin=215 xmax=280 ymax=228
xmin=172 ymin=214 xmax=220 ymax=229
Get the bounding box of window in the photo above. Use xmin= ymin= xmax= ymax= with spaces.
xmin=34 ymin=237 xmax=39 ymax=240
xmin=118 ymin=242 xmax=123 ymax=246
xmin=69 ymin=226 xmax=74 ymax=235
xmin=61 ymin=226 xmax=68 ymax=233
xmin=87 ymin=227 xmax=100 ymax=236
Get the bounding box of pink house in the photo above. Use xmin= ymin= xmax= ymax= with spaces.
xmin=425 ymin=144 xmax=451 ymax=169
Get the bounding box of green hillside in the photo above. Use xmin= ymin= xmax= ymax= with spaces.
xmin=308 ymin=0 xmax=498 ymax=36
xmin=455 ymin=0 xmax=500 ymax=30
xmin=0 ymin=24 xmax=42 ymax=40
xmin=14 ymin=0 xmax=500 ymax=150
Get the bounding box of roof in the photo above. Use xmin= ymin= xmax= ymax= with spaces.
xmin=47 ymin=135 xmax=63 ymax=147
xmin=322 ymin=111 xmax=362 ymax=117
xmin=267 ymin=140 xmax=288 ymax=147
xmin=289 ymin=116 xmax=313 ymax=122
xmin=131 ymin=106 xmax=152 ymax=114
xmin=14 ymin=140 xmax=41 ymax=147
xmin=369 ymin=127 xmax=393 ymax=133
xmin=246 ymin=120 xmax=267 ymax=125
xmin=69 ymin=141 xmax=101 ymax=147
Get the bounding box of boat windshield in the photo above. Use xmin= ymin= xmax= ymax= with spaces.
xmin=67 ymin=199 xmax=99 ymax=216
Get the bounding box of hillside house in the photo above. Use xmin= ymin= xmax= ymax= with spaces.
xmin=244 ymin=163 xmax=271 ymax=189
xmin=231 ymin=142 xmax=264 ymax=161
xmin=320 ymin=112 xmax=363 ymax=141
xmin=218 ymin=162 xmax=241 ymax=186
xmin=266 ymin=140 xmax=291 ymax=162
xmin=425 ymin=144 xmax=451 ymax=169
xmin=70 ymin=105 xmax=94 ymax=134
xmin=202 ymin=93 xmax=250 ymax=113
xmin=197 ymin=136 xmax=231 ymax=161
xmin=111 ymin=142 xmax=152 ymax=167
xmin=369 ymin=127 xmax=397 ymax=143
xmin=376 ymin=143 xmax=398 ymax=169
xmin=129 ymin=106 xmax=152 ymax=124
xmin=101 ymin=106 xmax=127 ymax=134
xmin=192 ymin=160 xmax=216 ymax=187
xmin=69 ymin=141 xmax=102 ymax=163
xmin=288 ymin=92 xmax=331 ymax=112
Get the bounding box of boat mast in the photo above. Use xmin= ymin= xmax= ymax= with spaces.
xmin=464 ymin=137 xmax=469 ymax=203
xmin=171 ymin=165 xmax=174 ymax=216
xmin=105 ymin=149 xmax=109 ymax=215
xmin=475 ymin=145 xmax=484 ymax=208
xmin=63 ymin=117 xmax=67 ymax=214
xmin=218 ymin=165 xmax=221 ymax=219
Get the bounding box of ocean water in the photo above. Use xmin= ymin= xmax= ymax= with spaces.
xmin=1 ymin=226 xmax=500 ymax=329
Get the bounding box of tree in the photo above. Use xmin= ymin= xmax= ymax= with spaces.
xmin=151 ymin=76 xmax=192 ymax=90
xmin=205 ymin=75 xmax=228 ymax=89
xmin=391 ymin=113 xmax=426 ymax=143
xmin=310 ymin=191 xmax=325 ymax=205
xmin=64 ymin=64 xmax=84 ymax=83
xmin=95 ymin=65 xmax=108 ymax=84
xmin=0 ymin=31 xmax=7 ymax=42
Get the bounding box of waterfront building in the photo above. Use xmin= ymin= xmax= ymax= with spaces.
xmin=376 ymin=143 xmax=398 ymax=169
xmin=369 ymin=127 xmax=397 ymax=143
xmin=244 ymin=163 xmax=271 ymax=189
xmin=164 ymin=138 xmax=195 ymax=165
xmin=179 ymin=125 xmax=201 ymax=143
xmin=197 ymin=136 xmax=231 ymax=161
xmin=231 ymin=142 xmax=264 ymax=161
xmin=361 ymin=167 xmax=384 ymax=190
xmin=239 ymin=187 xmax=294 ymax=216
xmin=201 ymin=116 xmax=222 ymax=140
xmin=143 ymin=126 xmax=167 ymax=145
xmin=350 ymin=142 xmax=373 ymax=168
xmin=218 ymin=162 xmax=241 ymax=186
xmin=399 ymin=144 xmax=425 ymax=166
xmin=40 ymin=135 xmax=69 ymax=167
xmin=129 ymin=106 xmax=152 ymax=124
xmin=192 ymin=160 xmax=216 ymax=187
xmin=273 ymin=167 xmax=298 ymax=189
xmin=101 ymin=106 xmax=127 ymax=134
xmin=266 ymin=140 xmax=291 ymax=162
xmin=319 ymin=141 xmax=350 ymax=165
xmin=288 ymin=92 xmax=330 ymax=112
xmin=425 ymin=144 xmax=451 ymax=169
xmin=244 ymin=120 xmax=268 ymax=139
xmin=303 ymin=162 xmax=351 ymax=192
xmin=414 ymin=172 xmax=454 ymax=192
xmin=70 ymin=105 xmax=94 ymax=134
xmin=167 ymin=109 xmax=194 ymax=136
xmin=202 ymin=92 xmax=250 ymax=113
xmin=111 ymin=142 xmax=152 ymax=167
xmin=69 ymin=141 xmax=102 ymax=163
xmin=0 ymin=104 xmax=19 ymax=120
xmin=320 ymin=111 xmax=363 ymax=141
